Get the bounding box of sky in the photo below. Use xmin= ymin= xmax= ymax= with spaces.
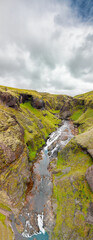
xmin=0 ymin=0 xmax=93 ymax=96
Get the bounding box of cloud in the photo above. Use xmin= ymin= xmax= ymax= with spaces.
xmin=67 ymin=32 xmax=93 ymax=82
xmin=0 ymin=0 xmax=92 ymax=96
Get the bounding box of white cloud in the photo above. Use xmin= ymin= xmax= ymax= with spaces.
xmin=0 ymin=0 xmax=92 ymax=96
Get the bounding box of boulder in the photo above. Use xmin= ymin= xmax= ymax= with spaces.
xmin=85 ymin=165 xmax=93 ymax=192
xmin=31 ymin=97 xmax=45 ymax=109
xmin=86 ymin=202 xmax=93 ymax=224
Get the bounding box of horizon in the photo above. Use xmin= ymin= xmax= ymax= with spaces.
xmin=0 ymin=84 xmax=93 ymax=98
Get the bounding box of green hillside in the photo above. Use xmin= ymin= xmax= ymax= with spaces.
xmin=52 ymin=91 xmax=93 ymax=239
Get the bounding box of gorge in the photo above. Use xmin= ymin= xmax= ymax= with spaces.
xmin=0 ymin=86 xmax=93 ymax=240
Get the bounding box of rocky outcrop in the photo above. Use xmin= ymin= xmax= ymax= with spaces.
xmin=52 ymin=139 xmax=93 ymax=240
xmin=0 ymin=109 xmax=30 ymax=208
xmin=60 ymin=97 xmax=84 ymax=119
xmin=0 ymin=90 xmax=45 ymax=110
xmin=19 ymin=93 xmax=33 ymax=104
xmin=31 ymin=97 xmax=45 ymax=109
xmin=0 ymin=91 xmax=19 ymax=109
xmin=75 ymin=129 xmax=93 ymax=191
xmin=75 ymin=128 xmax=93 ymax=158
xmin=85 ymin=165 xmax=93 ymax=192
xmin=19 ymin=93 xmax=45 ymax=109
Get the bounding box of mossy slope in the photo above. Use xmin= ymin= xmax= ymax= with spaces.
xmin=52 ymin=91 xmax=93 ymax=239
xmin=52 ymin=140 xmax=93 ymax=239
xmin=0 ymin=86 xmax=62 ymax=239
xmin=0 ymin=86 xmax=92 ymax=239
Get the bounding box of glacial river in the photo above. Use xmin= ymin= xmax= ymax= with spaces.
xmin=11 ymin=120 xmax=74 ymax=240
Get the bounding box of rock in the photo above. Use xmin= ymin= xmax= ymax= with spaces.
xmin=62 ymin=110 xmax=71 ymax=119
xmin=60 ymin=97 xmax=84 ymax=120
xmin=0 ymin=91 xmax=19 ymax=109
xmin=31 ymin=97 xmax=45 ymax=109
xmin=86 ymin=202 xmax=93 ymax=224
xmin=85 ymin=165 xmax=93 ymax=192
xmin=88 ymin=149 xmax=93 ymax=158
xmin=19 ymin=93 xmax=33 ymax=103
xmin=61 ymin=135 xmax=68 ymax=141
xmin=52 ymin=170 xmax=62 ymax=174
xmin=64 ymin=128 xmax=69 ymax=133
xmin=19 ymin=93 xmax=45 ymax=109
xmin=37 ymin=121 xmax=44 ymax=129
xmin=76 ymin=127 xmax=93 ymax=159
xmin=62 ymin=167 xmax=71 ymax=174
xmin=0 ymin=112 xmax=24 ymax=169
xmin=0 ymin=110 xmax=30 ymax=207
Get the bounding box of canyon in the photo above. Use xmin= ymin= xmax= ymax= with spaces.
xmin=0 ymin=86 xmax=93 ymax=239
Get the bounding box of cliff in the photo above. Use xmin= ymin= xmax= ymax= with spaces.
xmin=52 ymin=91 xmax=93 ymax=239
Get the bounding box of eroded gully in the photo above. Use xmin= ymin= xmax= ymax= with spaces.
xmin=11 ymin=120 xmax=76 ymax=240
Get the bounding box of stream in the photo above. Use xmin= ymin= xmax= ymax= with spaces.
xmin=11 ymin=120 xmax=75 ymax=240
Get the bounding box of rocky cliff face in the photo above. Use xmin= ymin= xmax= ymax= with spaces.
xmin=0 ymin=108 xmax=30 ymax=209
xmin=0 ymin=90 xmax=19 ymax=109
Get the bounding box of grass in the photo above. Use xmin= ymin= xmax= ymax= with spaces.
xmin=0 ymin=203 xmax=11 ymax=212
xmin=20 ymin=101 xmax=61 ymax=161
xmin=52 ymin=140 xmax=93 ymax=239
xmin=0 ymin=213 xmax=6 ymax=225
xmin=75 ymin=91 xmax=93 ymax=107
xmin=70 ymin=109 xmax=84 ymax=121
xmin=0 ymin=213 xmax=14 ymax=240
xmin=0 ymin=85 xmax=93 ymax=239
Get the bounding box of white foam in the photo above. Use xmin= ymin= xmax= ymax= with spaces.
xmin=26 ymin=220 xmax=32 ymax=229
xmin=38 ymin=212 xmax=45 ymax=234
xmin=22 ymin=220 xmax=33 ymax=237
xmin=46 ymin=121 xmax=67 ymax=148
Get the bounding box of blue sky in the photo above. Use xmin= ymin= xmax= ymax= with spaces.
xmin=0 ymin=0 xmax=93 ymax=96
xmin=71 ymin=0 xmax=93 ymax=19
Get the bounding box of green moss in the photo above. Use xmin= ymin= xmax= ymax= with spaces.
xmin=52 ymin=140 xmax=93 ymax=239
xmin=77 ymin=108 xmax=93 ymax=132
xmin=70 ymin=109 xmax=84 ymax=121
xmin=20 ymin=101 xmax=61 ymax=161
xmin=0 ymin=203 xmax=11 ymax=212
xmin=0 ymin=85 xmax=93 ymax=239
xmin=0 ymin=213 xmax=6 ymax=224
xmin=0 ymin=84 xmax=42 ymax=99
xmin=28 ymin=145 xmax=36 ymax=161
xmin=75 ymin=91 xmax=93 ymax=108
xmin=0 ymin=212 xmax=14 ymax=240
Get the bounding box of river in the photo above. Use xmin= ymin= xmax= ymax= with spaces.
xmin=11 ymin=120 xmax=75 ymax=240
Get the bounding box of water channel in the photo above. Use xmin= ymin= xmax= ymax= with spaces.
xmin=11 ymin=120 xmax=75 ymax=240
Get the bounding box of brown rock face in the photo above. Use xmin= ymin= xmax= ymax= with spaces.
xmin=19 ymin=93 xmax=45 ymax=109
xmin=0 ymin=91 xmax=19 ymax=109
xmin=0 ymin=112 xmax=24 ymax=170
xmin=0 ymin=110 xmax=30 ymax=207
xmin=31 ymin=97 xmax=45 ymax=109
xmin=85 ymin=165 xmax=93 ymax=192
xmin=19 ymin=93 xmax=33 ymax=103
xmin=86 ymin=202 xmax=93 ymax=224
xmin=60 ymin=98 xmax=84 ymax=119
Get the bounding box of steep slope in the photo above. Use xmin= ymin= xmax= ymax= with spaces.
xmin=0 ymin=86 xmax=62 ymax=239
xmin=52 ymin=91 xmax=93 ymax=239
